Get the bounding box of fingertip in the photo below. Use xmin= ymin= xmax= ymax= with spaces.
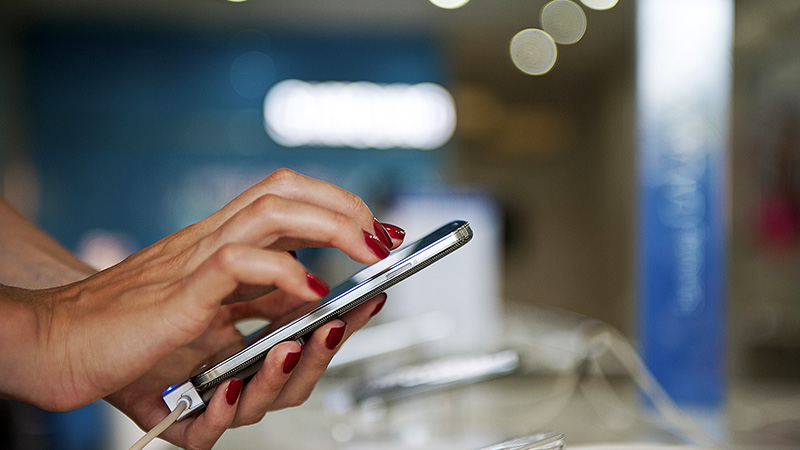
xmin=226 ymin=378 xmax=244 ymax=406
xmin=370 ymin=297 xmax=387 ymax=317
xmin=306 ymin=272 xmax=330 ymax=298
xmin=380 ymin=222 xmax=405 ymax=249
xmin=249 ymin=340 xmax=301 ymax=385
xmin=373 ymin=218 xmax=393 ymax=248
xmin=267 ymin=340 xmax=305 ymax=375
xmin=363 ymin=231 xmax=390 ymax=259
xmin=325 ymin=321 xmax=347 ymax=350
xmin=207 ymin=378 xmax=241 ymax=412
xmin=183 ymin=378 xmax=240 ymax=449
xmin=282 ymin=346 xmax=304 ymax=374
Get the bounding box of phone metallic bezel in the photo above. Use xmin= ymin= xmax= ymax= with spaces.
xmin=190 ymin=220 xmax=473 ymax=391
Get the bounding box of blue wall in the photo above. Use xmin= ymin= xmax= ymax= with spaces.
xmin=26 ymin=25 xmax=450 ymax=250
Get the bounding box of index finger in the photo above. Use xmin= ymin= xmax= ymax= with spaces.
xmin=208 ymin=169 xmax=379 ymax=235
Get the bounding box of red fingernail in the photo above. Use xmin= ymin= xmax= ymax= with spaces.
xmin=306 ymin=272 xmax=330 ymax=297
xmin=325 ymin=323 xmax=347 ymax=350
xmin=226 ymin=378 xmax=243 ymax=405
xmin=363 ymin=231 xmax=390 ymax=259
xmin=282 ymin=348 xmax=303 ymax=374
xmin=373 ymin=218 xmax=393 ymax=248
xmin=370 ymin=298 xmax=387 ymax=317
xmin=380 ymin=223 xmax=406 ymax=241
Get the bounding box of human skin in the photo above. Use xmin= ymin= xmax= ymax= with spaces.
xmin=0 ymin=168 xmax=405 ymax=449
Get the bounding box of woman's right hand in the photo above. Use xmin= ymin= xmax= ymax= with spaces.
xmin=0 ymin=168 xmax=404 ymax=437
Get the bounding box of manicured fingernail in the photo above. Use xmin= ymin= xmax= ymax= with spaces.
xmin=226 ymin=378 xmax=243 ymax=405
xmin=325 ymin=323 xmax=347 ymax=350
xmin=380 ymin=223 xmax=406 ymax=241
xmin=363 ymin=231 xmax=390 ymax=259
xmin=282 ymin=348 xmax=303 ymax=374
xmin=373 ymin=218 xmax=393 ymax=248
xmin=306 ymin=272 xmax=330 ymax=297
xmin=370 ymin=298 xmax=387 ymax=317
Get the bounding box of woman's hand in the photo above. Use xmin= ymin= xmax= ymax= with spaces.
xmin=106 ymin=291 xmax=388 ymax=449
xmin=0 ymin=169 xmax=404 ymax=449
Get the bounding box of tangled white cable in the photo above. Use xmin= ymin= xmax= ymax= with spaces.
xmin=576 ymin=323 xmax=720 ymax=448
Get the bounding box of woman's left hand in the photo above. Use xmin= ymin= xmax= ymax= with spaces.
xmin=106 ymin=289 xmax=387 ymax=449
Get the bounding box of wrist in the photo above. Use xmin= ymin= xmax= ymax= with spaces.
xmin=0 ymin=198 xmax=97 ymax=289
xmin=0 ymin=285 xmax=53 ymax=407
xmin=2 ymin=259 xmax=96 ymax=288
xmin=0 ymin=284 xmax=109 ymax=412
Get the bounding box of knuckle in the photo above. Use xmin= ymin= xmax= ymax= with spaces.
xmin=329 ymin=210 xmax=352 ymax=230
xmin=207 ymin=415 xmax=231 ymax=437
xmin=286 ymin=392 xmax=311 ymax=408
xmin=211 ymin=243 xmax=241 ymax=272
xmin=344 ymin=192 xmax=370 ymax=218
xmin=266 ymin=168 xmax=300 ymax=186
xmin=250 ymin=194 xmax=280 ymax=214
xmin=239 ymin=410 xmax=266 ymax=426
xmin=250 ymin=194 xmax=284 ymax=217
xmin=323 ymin=212 xmax=358 ymax=246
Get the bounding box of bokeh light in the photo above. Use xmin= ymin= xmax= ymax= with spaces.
xmin=264 ymin=80 xmax=456 ymax=149
xmin=510 ymin=29 xmax=558 ymax=76
xmin=579 ymin=0 xmax=619 ymax=10
xmin=77 ymin=230 xmax=138 ymax=270
xmin=429 ymin=0 xmax=470 ymax=9
xmin=541 ymin=0 xmax=587 ymax=45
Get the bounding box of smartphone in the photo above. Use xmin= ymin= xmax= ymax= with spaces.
xmin=351 ymin=349 xmax=519 ymax=404
xmin=163 ymin=219 xmax=473 ymax=419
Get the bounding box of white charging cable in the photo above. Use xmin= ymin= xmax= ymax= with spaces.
xmin=578 ymin=324 xmax=720 ymax=448
xmin=127 ymin=396 xmax=190 ymax=450
xmin=504 ymin=303 xmax=723 ymax=449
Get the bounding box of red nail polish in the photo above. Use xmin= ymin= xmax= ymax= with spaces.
xmin=373 ymin=218 xmax=393 ymax=248
xmin=370 ymin=298 xmax=387 ymax=317
xmin=325 ymin=323 xmax=347 ymax=350
xmin=307 ymin=272 xmax=330 ymax=297
xmin=380 ymin=223 xmax=406 ymax=241
xmin=226 ymin=378 xmax=243 ymax=405
xmin=282 ymin=348 xmax=303 ymax=374
xmin=363 ymin=231 xmax=390 ymax=259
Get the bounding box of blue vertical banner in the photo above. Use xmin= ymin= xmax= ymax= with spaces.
xmin=637 ymin=0 xmax=732 ymax=409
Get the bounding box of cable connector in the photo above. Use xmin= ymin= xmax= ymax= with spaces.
xmin=162 ymin=380 xmax=206 ymax=421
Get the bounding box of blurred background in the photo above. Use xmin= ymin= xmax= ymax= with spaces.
xmin=1 ymin=0 xmax=799 ymax=449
